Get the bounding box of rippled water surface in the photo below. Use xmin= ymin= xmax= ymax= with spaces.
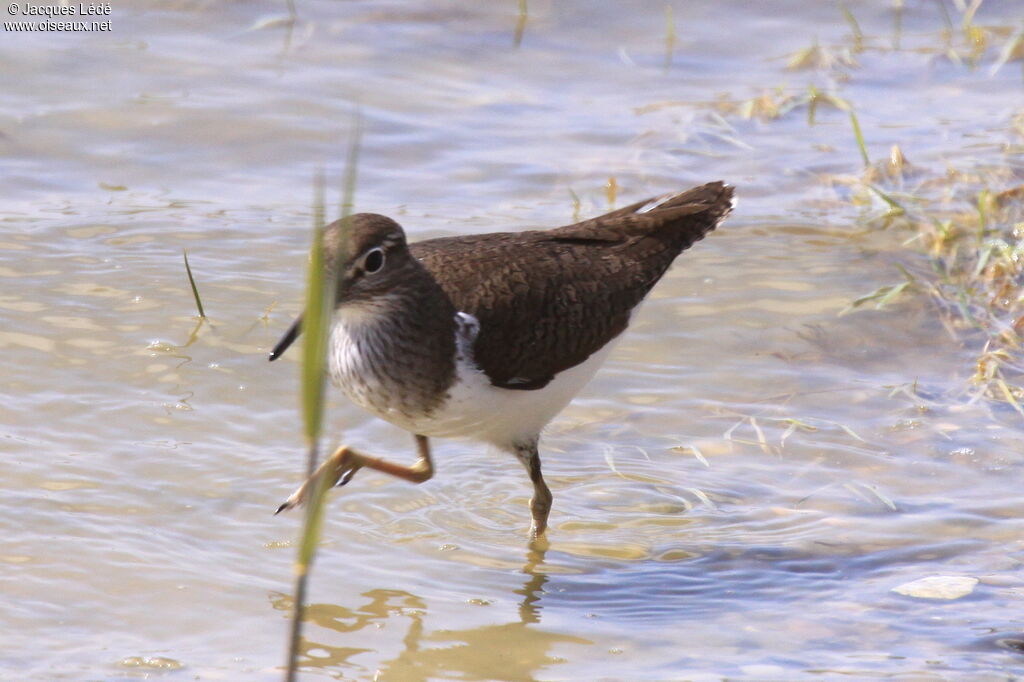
xmin=4 ymin=1 xmax=1024 ymax=679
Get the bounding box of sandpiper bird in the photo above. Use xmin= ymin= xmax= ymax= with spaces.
xmin=270 ymin=181 xmax=734 ymax=537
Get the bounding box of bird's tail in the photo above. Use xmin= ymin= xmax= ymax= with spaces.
xmin=633 ymin=181 xmax=735 ymax=251
xmin=551 ymin=181 xmax=734 ymax=253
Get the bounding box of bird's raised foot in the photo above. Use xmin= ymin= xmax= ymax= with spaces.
xmin=274 ymin=445 xmax=361 ymax=514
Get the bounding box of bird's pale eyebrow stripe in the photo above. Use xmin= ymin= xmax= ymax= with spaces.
xmin=366 ymin=234 xmax=402 ymax=253
xmin=356 ymin=235 xmax=401 ymax=259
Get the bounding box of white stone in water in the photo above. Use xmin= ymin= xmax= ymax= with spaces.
xmin=892 ymin=576 xmax=979 ymax=600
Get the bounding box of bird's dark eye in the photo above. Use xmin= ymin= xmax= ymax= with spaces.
xmin=363 ymin=247 xmax=385 ymax=274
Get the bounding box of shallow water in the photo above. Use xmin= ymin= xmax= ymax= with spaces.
xmin=3 ymin=1 xmax=1024 ymax=679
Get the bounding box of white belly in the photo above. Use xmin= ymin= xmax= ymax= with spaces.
xmin=410 ymin=341 xmax=616 ymax=448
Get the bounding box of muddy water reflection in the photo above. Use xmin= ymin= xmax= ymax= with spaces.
xmin=291 ymin=555 xmax=574 ymax=680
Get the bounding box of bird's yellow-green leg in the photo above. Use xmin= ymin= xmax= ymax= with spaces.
xmin=516 ymin=441 xmax=552 ymax=538
xmin=277 ymin=435 xmax=433 ymax=513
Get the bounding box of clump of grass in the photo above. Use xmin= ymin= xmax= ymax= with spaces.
xmin=833 ymin=111 xmax=1024 ymax=411
xmin=786 ymin=6 xmax=864 ymax=72
xmin=786 ymin=39 xmax=858 ymax=71
xmin=723 ymin=85 xmax=849 ymax=123
xmin=284 ymin=117 xmax=362 ymax=682
xmin=182 ymin=250 xmax=206 ymax=319
xmin=707 ymin=7 xmax=1024 ymax=417
xmin=791 ymin=2 xmax=1020 ymax=74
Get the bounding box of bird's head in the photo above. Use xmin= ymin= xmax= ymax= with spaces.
xmin=268 ymin=213 xmax=415 ymax=361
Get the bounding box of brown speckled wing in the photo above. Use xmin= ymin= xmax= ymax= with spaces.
xmin=410 ymin=182 xmax=733 ymax=390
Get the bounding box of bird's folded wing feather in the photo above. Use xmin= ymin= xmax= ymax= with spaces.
xmin=410 ymin=182 xmax=733 ymax=390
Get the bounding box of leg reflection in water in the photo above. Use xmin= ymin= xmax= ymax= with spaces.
xmin=516 ymin=543 xmax=549 ymax=626
xmin=270 ymin=543 xmax=590 ymax=679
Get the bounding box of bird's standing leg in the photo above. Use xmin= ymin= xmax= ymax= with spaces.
xmin=277 ymin=435 xmax=433 ymax=513
xmin=515 ymin=441 xmax=552 ymax=538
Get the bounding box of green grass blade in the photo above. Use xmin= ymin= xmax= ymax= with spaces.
xmin=840 ymin=3 xmax=863 ymax=47
xmin=997 ymin=379 xmax=1024 ymax=419
xmin=875 ymin=279 xmax=911 ymax=308
xmin=568 ymin=187 xmax=581 ymax=222
xmin=514 ymin=0 xmax=527 ymax=47
xmin=892 ymin=0 xmax=903 ymax=50
xmin=976 ymin=188 xmax=990 ymax=240
xmin=286 ymin=118 xmax=363 ymax=682
xmin=807 ymin=84 xmax=819 ymax=125
xmin=300 ymin=169 xmax=330 ymax=447
xmin=182 ymin=250 xmax=206 ymax=319
xmin=989 ymin=28 xmax=1024 ymax=76
xmin=866 ymin=183 xmax=905 ymax=215
xmin=972 ymin=241 xmax=994 ymax=278
xmin=686 ymin=487 xmax=717 ymax=510
xmin=671 ymin=444 xmax=710 ymax=468
xmin=849 ymin=109 xmax=870 ymax=167
xmin=284 ymin=168 xmax=331 ymax=682
xmin=894 ymin=262 xmax=916 ymax=282
xmin=664 ymin=3 xmax=676 ymax=69
xmin=340 ymin=115 xmax=363 ymax=223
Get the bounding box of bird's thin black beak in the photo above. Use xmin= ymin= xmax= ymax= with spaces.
xmin=268 ymin=316 xmax=303 ymax=361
